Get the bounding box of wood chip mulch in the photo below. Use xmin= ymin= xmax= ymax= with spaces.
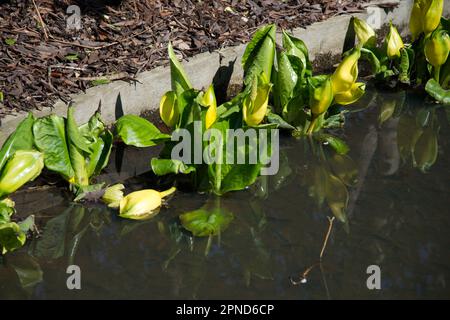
xmin=0 ymin=0 xmax=372 ymax=119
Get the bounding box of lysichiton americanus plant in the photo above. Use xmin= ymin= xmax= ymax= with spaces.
xmin=115 ymin=42 xmax=278 ymax=196
xmin=348 ymin=1 xmax=450 ymax=105
xmin=269 ymin=28 xmax=366 ymax=136
xmin=0 ymin=114 xmax=44 ymax=254
xmin=32 ymin=107 xmax=113 ymax=198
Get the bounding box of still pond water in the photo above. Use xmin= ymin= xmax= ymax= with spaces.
xmin=1 ymin=88 xmax=449 ymax=299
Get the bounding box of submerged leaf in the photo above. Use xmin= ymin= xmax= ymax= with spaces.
xmin=315 ymin=133 xmax=350 ymax=155
xmin=179 ymin=206 xmax=234 ymax=237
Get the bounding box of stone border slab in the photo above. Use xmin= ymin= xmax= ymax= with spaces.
xmin=2 ymin=0 xmax=450 ymax=145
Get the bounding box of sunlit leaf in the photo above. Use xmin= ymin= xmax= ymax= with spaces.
xmin=425 ymin=79 xmax=450 ymax=105
xmin=115 ymin=115 xmax=171 ymax=147
xmin=33 ymin=114 xmax=75 ymax=181
xmin=0 ymin=113 xmax=35 ymax=172
xmin=151 ymin=158 xmax=196 ymax=176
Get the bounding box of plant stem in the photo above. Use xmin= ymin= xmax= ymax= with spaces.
xmin=434 ymin=66 xmax=441 ymax=83
xmin=214 ymin=138 xmax=223 ymax=193
xmin=306 ymin=116 xmax=319 ymax=135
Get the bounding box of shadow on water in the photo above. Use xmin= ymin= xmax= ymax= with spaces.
xmin=1 ymin=88 xmax=450 ymax=299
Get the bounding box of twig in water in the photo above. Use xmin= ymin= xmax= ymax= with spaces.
xmin=290 ymin=216 xmax=336 ymax=285
xmin=290 ymin=263 xmax=320 ymax=285
xmin=320 ymin=216 xmax=335 ymax=261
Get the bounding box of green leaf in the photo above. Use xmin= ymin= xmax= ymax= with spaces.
xmin=425 ymin=79 xmax=450 ymax=105
xmin=440 ymin=57 xmax=450 ymax=89
xmin=86 ymin=131 xmax=113 ymax=177
xmin=361 ymin=48 xmax=381 ymax=74
xmin=266 ymin=112 xmax=296 ymax=130
xmin=78 ymin=111 xmax=105 ymax=141
xmin=0 ymin=222 xmax=26 ymax=255
xmin=220 ymin=164 xmax=262 ymax=194
xmin=8 ymin=254 xmax=43 ymax=290
xmin=282 ymin=31 xmax=311 ymax=73
xmin=179 ymin=205 xmax=234 ymax=237
xmin=441 ymin=17 xmax=450 ymax=33
xmin=178 ymin=89 xmax=202 ymax=128
xmin=91 ymin=79 xmax=111 ymax=86
xmin=18 ymin=215 xmax=35 ymax=233
xmin=151 ymin=158 xmax=196 ymax=176
xmin=0 ymin=202 xmax=14 ymax=224
xmin=399 ymin=47 xmax=411 ymax=84
xmin=33 ymin=114 xmax=75 ymax=180
xmin=64 ymin=53 xmax=79 ymax=61
xmin=315 ymin=133 xmax=350 ymax=155
xmin=168 ymin=43 xmax=192 ymax=97
xmin=0 ymin=113 xmax=35 ymax=172
xmin=4 ymin=38 xmax=16 ymax=46
xmin=66 ymin=107 xmax=91 ymax=154
xmin=115 ymin=115 xmax=171 ymax=147
xmin=276 ymin=51 xmax=298 ymax=110
xmin=0 ymin=91 xmax=3 ymax=102
xmin=242 ymin=24 xmax=276 ymax=85
xmin=73 ymin=183 xmax=105 ymax=202
xmin=33 ymin=210 xmax=69 ymax=259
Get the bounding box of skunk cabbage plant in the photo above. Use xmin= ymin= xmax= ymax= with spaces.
xmin=33 ymin=107 xmax=113 ymax=196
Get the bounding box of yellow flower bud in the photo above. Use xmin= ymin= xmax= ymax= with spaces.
xmin=243 ymin=81 xmax=271 ymax=127
xmin=353 ymin=17 xmax=376 ymax=47
xmin=424 ymin=29 xmax=450 ymax=68
xmin=409 ymin=0 xmax=424 ymax=40
xmin=159 ymin=91 xmax=179 ymax=128
xmin=423 ymin=0 xmax=444 ymax=36
xmin=386 ymin=23 xmax=404 ymax=59
xmin=309 ymin=77 xmax=334 ymax=117
xmin=331 ymin=48 xmax=361 ymax=94
xmin=0 ymin=151 xmax=44 ymax=198
xmin=203 ymin=85 xmax=217 ymax=129
xmin=102 ymin=184 xmax=125 ymax=208
xmin=119 ymin=187 xmax=176 ymax=220
xmin=334 ymin=82 xmax=366 ymax=106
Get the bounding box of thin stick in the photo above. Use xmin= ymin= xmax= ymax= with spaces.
xmin=32 ymin=0 xmax=49 ymax=40
xmin=290 ymin=216 xmax=336 ymax=286
xmin=320 ymin=216 xmax=335 ymax=261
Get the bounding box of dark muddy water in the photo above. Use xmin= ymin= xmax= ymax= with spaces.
xmin=1 ymin=88 xmax=449 ymax=299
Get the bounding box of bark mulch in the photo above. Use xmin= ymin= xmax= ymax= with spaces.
xmin=0 ymin=0 xmax=374 ymax=119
